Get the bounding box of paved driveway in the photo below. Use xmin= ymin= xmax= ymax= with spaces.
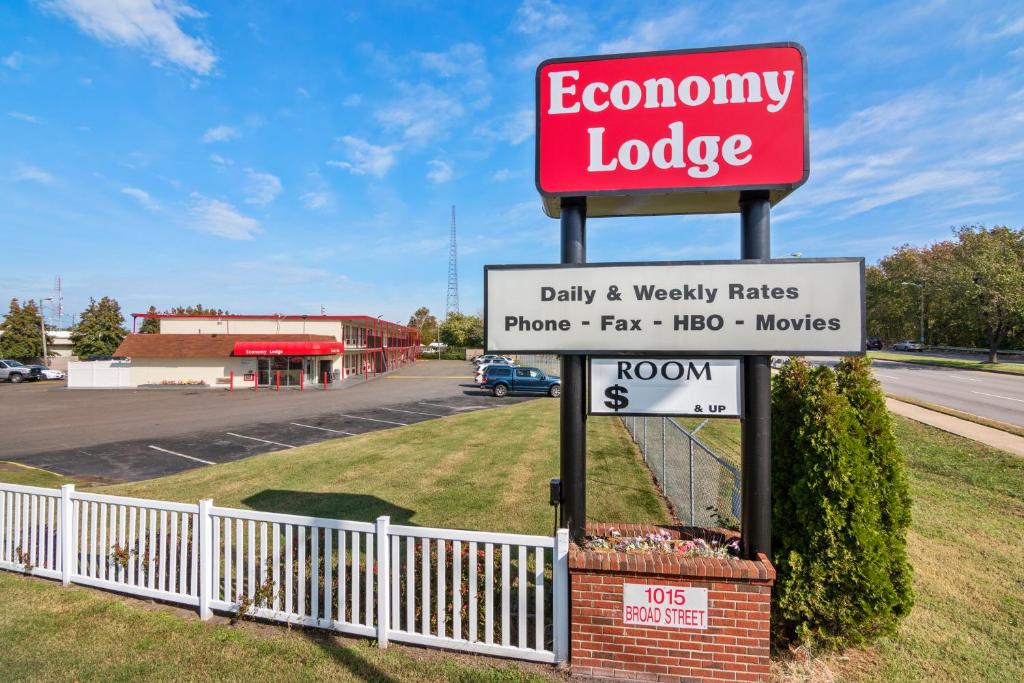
xmin=1 ymin=361 xmax=536 ymax=482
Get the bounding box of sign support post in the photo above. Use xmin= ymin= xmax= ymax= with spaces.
xmin=560 ymin=196 xmax=587 ymax=543
xmin=739 ymin=190 xmax=772 ymax=560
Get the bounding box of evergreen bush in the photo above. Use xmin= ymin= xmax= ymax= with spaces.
xmin=771 ymin=357 xmax=911 ymax=650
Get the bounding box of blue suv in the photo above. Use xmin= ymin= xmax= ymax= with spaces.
xmin=482 ymin=366 xmax=561 ymax=397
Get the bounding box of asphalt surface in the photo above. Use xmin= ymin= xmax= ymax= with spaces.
xmin=1 ymin=361 xmax=535 ymax=482
xmin=868 ymin=360 xmax=1024 ymax=427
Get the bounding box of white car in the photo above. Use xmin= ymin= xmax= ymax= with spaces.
xmin=475 ymin=359 xmax=516 ymax=383
xmin=27 ymin=365 xmax=66 ymax=380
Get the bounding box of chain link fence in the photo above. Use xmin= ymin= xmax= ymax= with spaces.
xmin=514 ymin=353 xmax=561 ymax=376
xmin=622 ymin=416 xmax=741 ymax=529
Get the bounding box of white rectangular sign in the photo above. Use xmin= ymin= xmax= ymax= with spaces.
xmin=484 ymin=259 xmax=864 ymax=355
xmin=590 ymin=357 xmax=740 ymax=416
xmin=622 ymin=583 xmax=709 ymax=630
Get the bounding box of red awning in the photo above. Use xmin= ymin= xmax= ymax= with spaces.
xmin=232 ymin=341 xmax=343 ymax=356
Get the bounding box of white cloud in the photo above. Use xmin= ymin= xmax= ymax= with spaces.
xmin=79 ymin=76 xmax=93 ymax=86
xmin=188 ymin=194 xmax=261 ymax=240
xmin=208 ymin=153 xmax=232 ymax=166
xmin=243 ymin=168 xmax=281 ymax=205
xmin=202 ymin=124 xmax=239 ymax=143
xmin=2 ymin=51 xmax=24 ymax=69
xmin=327 ymin=135 xmax=399 ymax=178
xmin=598 ymin=6 xmax=700 ymax=54
xmin=121 ymin=186 xmax=158 ymax=210
xmin=296 ymin=86 xmax=310 ymax=98
xmin=514 ymin=0 xmax=571 ymax=34
xmin=492 ymin=168 xmax=523 ymax=181
xmin=300 ymin=191 xmax=330 ymax=209
xmin=343 ymin=93 xmax=362 ymax=107
xmin=12 ymin=163 xmax=54 ymax=184
xmin=7 ymin=111 xmax=40 ymax=124
xmin=476 ymin=109 xmax=533 ymax=145
xmin=376 ymin=83 xmax=464 ymax=146
xmin=415 ymin=42 xmax=491 ymax=105
xmin=41 ymin=0 xmax=217 ymax=75
xmin=426 ymin=160 xmax=453 ymax=184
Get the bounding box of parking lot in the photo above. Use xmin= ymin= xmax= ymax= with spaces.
xmin=1 ymin=361 xmax=536 ymax=482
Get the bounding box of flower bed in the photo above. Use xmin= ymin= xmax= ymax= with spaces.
xmin=583 ymin=526 xmax=739 ymax=558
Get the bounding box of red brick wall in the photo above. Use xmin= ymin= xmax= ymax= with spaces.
xmin=570 ymin=524 xmax=775 ymax=683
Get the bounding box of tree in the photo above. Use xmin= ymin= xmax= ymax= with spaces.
xmin=439 ymin=312 xmax=483 ymax=348
xmin=771 ymin=358 xmax=905 ymax=650
xmin=71 ymin=297 xmax=127 ymax=358
xmin=138 ymin=305 xmax=160 ymax=334
xmin=943 ymin=226 xmax=1024 ymax=362
xmin=407 ymin=306 xmax=438 ymax=344
xmin=168 ymin=304 xmax=229 ymax=316
xmin=0 ymin=299 xmax=52 ymax=361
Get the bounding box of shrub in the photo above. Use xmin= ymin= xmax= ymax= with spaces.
xmin=836 ymin=356 xmax=914 ymax=619
xmin=771 ymin=358 xmax=909 ymax=650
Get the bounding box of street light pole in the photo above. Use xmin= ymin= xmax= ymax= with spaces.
xmin=39 ymin=297 xmax=53 ymax=360
xmin=901 ymin=282 xmax=924 ymax=344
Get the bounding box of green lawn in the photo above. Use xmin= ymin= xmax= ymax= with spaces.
xmin=90 ymin=399 xmax=670 ymax=534
xmin=868 ymin=350 xmax=1024 ymax=375
xmin=0 ymin=572 xmax=555 ymax=682
xmin=0 ymin=399 xmax=667 ymax=681
xmin=0 ymin=461 xmax=75 ymax=488
xmin=829 ymin=418 xmax=1024 ymax=682
xmin=641 ymin=415 xmax=1024 ymax=681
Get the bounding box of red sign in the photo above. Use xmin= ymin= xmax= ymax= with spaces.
xmin=232 ymin=341 xmax=343 ymax=356
xmin=536 ymin=43 xmax=807 ymax=217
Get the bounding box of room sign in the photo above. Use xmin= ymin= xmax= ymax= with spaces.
xmin=622 ymin=583 xmax=709 ymax=630
xmin=536 ymin=43 xmax=808 ymax=218
xmin=484 ymin=258 xmax=864 ymax=355
xmin=589 ymin=357 xmax=741 ymax=417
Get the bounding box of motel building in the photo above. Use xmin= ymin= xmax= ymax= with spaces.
xmin=92 ymin=313 xmax=420 ymax=390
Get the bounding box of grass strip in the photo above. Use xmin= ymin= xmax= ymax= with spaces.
xmin=886 ymin=394 xmax=1024 ymax=438
xmin=868 ymin=351 xmax=1024 ymax=375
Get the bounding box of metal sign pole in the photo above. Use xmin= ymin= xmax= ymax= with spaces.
xmin=739 ymin=190 xmax=772 ymax=559
xmin=560 ymin=196 xmax=587 ymax=543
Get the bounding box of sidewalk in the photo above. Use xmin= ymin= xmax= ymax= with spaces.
xmin=886 ymin=398 xmax=1024 ymax=457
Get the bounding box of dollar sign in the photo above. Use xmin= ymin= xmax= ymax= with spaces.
xmin=603 ymin=384 xmax=629 ymax=411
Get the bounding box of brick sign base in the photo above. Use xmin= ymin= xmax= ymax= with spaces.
xmin=570 ymin=523 xmax=775 ymax=683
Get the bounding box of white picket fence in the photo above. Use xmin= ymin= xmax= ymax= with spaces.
xmin=0 ymin=483 xmax=568 ymax=663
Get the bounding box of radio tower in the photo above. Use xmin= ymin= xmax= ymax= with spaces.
xmin=54 ymin=275 xmax=64 ymax=329
xmin=445 ymin=205 xmax=460 ymax=316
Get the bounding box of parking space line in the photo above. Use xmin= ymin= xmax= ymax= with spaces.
xmin=949 ymin=375 xmax=983 ymax=382
xmin=382 ymin=407 xmax=448 ymax=418
xmin=147 ymin=445 xmax=215 ymax=466
xmin=418 ymin=402 xmax=484 ymax=411
xmin=335 ymin=413 xmax=407 ymax=426
xmin=971 ymin=391 xmax=1024 ymax=404
xmin=290 ymin=422 xmax=356 ymax=435
xmin=874 ymin=373 xmax=898 ymax=379
xmin=225 ymin=432 xmax=297 ymax=449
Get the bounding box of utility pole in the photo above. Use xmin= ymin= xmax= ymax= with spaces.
xmin=39 ymin=296 xmax=54 ymax=360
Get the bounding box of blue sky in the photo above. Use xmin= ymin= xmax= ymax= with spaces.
xmin=2 ymin=1 xmax=1022 ymax=327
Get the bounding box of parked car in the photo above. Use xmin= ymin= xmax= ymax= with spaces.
xmin=892 ymin=340 xmax=925 ymax=352
xmin=26 ymin=365 xmax=66 ymax=380
xmin=474 ymin=358 xmax=515 ymax=383
xmin=866 ymin=336 xmax=883 ymax=350
xmin=0 ymin=359 xmax=41 ymax=383
xmin=482 ymin=365 xmax=561 ymax=397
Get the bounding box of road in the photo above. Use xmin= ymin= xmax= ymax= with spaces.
xmin=812 ymin=359 xmax=1024 ymax=428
